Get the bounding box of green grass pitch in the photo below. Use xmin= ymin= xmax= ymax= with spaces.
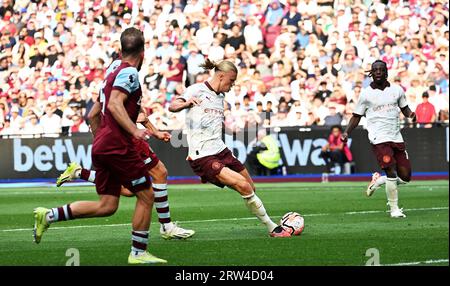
xmin=0 ymin=180 xmax=448 ymax=266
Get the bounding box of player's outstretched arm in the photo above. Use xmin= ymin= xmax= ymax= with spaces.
xmin=169 ymin=97 xmax=201 ymax=112
xmin=87 ymin=101 xmax=102 ymax=137
xmin=136 ymin=109 xmax=170 ymax=141
xmin=139 ymin=116 xmax=171 ymax=142
xmin=342 ymin=114 xmax=362 ymax=142
xmin=400 ymin=106 xmax=416 ymax=122
xmin=108 ymin=89 xmax=149 ymax=140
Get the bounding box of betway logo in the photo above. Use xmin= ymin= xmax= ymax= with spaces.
xmin=226 ymin=133 xmax=352 ymax=166
xmin=14 ymin=139 xmax=92 ymax=172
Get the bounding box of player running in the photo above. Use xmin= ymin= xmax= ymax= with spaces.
xmin=169 ymin=59 xmax=290 ymax=237
xmin=342 ymin=60 xmax=416 ymax=218
xmin=56 ymin=106 xmax=195 ymax=240
xmin=33 ymin=27 xmax=166 ymax=264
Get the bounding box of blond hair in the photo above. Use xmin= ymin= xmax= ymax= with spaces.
xmin=199 ymin=58 xmax=238 ymax=74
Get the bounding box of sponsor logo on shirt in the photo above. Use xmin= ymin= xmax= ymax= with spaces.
xmin=204 ymin=108 xmax=223 ymax=116
xmin=372 ymin=103 xmax=397 ymax=112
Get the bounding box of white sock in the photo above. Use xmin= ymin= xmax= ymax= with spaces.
xmin=243 ymin=193 xmax=277 ymax=232
xmin=131 ymin=230 xmax=149 ymax=256
xmin=45 ymin=209 xmax=56 ymax=223
xmin=386 ymin=178 xmax=399 ymax=211
xmin=374 ymin=175 xmax=387 ymax=189
xmin=374 ymin=176 xmax=408 ymax=189
xmin=162 ymin=222 xmax=174 ymax=230
xmin=87 ymin=170 xmax=96 ymax=183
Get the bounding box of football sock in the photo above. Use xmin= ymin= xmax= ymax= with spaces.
xmin=131 ymin=230 xmax=149 ymax=255
xmin=374 ymin=176 xmax=408 ymax=189
xmin=80 ymin=169 xmax=95 ymax=183
xmin=243 ymin=193 xmax=278 ymax=232
xmin=373 ymin=175 xmax=387 ymax=189
xmin=46 ymin=204 xmax=74 ymax=223
xmin=153 ymin=184 xmax=172 ymax=225
xmin=386 ymin=178 xmax=399 ymax=211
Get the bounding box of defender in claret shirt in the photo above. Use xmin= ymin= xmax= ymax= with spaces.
xmin=342 ymin=60 xmax=416 ymax=218
xmin=33 ymin=28 xmax=166 ymax=264
xmin=169 ymin=59 xmax=290 ymax=237
xmin=55 ymin=97 xmax=195 ymax=240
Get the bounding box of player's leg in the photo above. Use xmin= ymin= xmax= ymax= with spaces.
xmin=371 ymin=143 xmax=405 ymax=217
xmin=367 ymin=144 xmax=411 ymax=196
xmin=68 ymin=195 xmax=120 ymax=217
xmin=216 ymin=167 xmax=289 ymax=236
xmin=384 ymin=165 xmax=406 ymax=218
xmin=394 ymin=143 xmax=412 ymax=183
xmin=33 ymin=193 xmax=120 ymax=244
xmin=149 ymin=161 xmax=195 ymax=239
xmin=149 ymin=161 xmax=171 ymax=225
xmin=56 ymin=162 xmax=95 ymax=187
xmin=131 ymin=189 xmax=153 ymax=253
xmin=120 ymin=186 xmax=134 ymax=197
xmin=367 ymin=173 xmax=409 ymax=195
xmin=128 ymin=187 xmax=166 ymax=264
xmin=111 ymin=148 xmax=167 ymax=264
xmin=34 ymin=166 xmax=122 ymax=243
xmin=238 ymin=168 xmax=256 ymax=192
xmin=396 ymin=166 xmax=411 ymax=183
xmin=221 ymin=149 xmax=289 ymax=236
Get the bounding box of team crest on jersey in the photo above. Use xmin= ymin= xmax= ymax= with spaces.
xmin=212 ymin=161 xmax=222 ymax=170
xmin=382 ymin=155 xmax=391 ymax=163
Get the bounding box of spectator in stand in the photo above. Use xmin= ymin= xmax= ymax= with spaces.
xmin=40 ymin=103 xmax=61 ymax=137
xmin=319 ymin=125 xmax=353 ymax=174
xmin=415 ymin=92 xmax=437 ymax=128
xmin=21 ymin=113 xmax=43 ymax=138
xmin=69 ymin=113 xmax=89 ymax=133
xmin=0 ymin=0 xmax=447 ymax=137
xmin=186 ymin=45 xmax=205 ymax=85
xmin=163 ymin=53 xmax=184 ymax=95
xmin=323 ymin=105 xmax=342 ymax=126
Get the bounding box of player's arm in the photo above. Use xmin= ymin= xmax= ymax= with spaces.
xmin=397 ymin=86 xmax=416 ymax=122
xmin=169 ymin=97 xmax=202 ymax=112
xmin=108 ymin=89 xmax=149 ymax=140
xmin=87 ymin=101 xmax=102 ymax=137
xmin=341 ymin=114 xmax=362 ymax=142
xmin=137 ymin=110 xmax=171 ymax=142
xmin=400 ymin=106 xmax=416 ymax=122
xmin=342 ymin=90 xmax=368 ymax=142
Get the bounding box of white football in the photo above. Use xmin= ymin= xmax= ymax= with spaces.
xmin=280 ymin=212 xmax=305 ymax=236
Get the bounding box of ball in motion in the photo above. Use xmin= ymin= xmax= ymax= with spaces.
xmin=280 ymin=212 xmax=305 ymax=236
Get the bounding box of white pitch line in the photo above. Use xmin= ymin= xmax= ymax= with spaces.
xmin=0 ymin=206 xmax=447 ymax=233
xmin=384 ymin=259 xmax=449 ymax=266
xmin=0 ymin=184 xmax=448 ymax=195
xmin=344 ymin=206 xmax=449 ymax=215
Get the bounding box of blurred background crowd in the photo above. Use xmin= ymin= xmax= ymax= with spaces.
xmin=0 ymin=0 xmax=448 ymax=137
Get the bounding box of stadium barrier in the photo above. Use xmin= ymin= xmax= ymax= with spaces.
xmin=0 ymin=127 xmax=448 ymax=180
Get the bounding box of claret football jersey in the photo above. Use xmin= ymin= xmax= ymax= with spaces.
xmin=93 ymin=60 xmax=143 ymax=155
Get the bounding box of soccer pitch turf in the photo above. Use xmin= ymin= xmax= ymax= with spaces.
xmin=0 ymin=180 xmax=448 ymax=266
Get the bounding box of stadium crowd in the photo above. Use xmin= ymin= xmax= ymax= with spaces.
xmin=0 ymin=0 xmax=448 ymax=137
